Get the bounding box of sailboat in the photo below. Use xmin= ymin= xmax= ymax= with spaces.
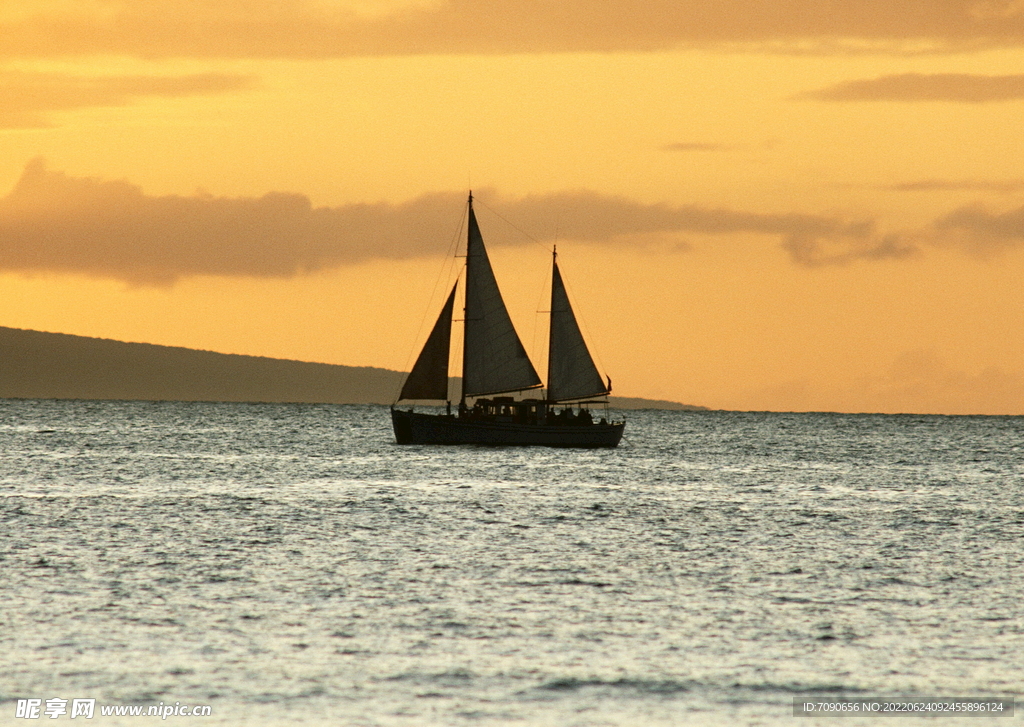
xmin=391 ymin=193 xmax=625 ymax=447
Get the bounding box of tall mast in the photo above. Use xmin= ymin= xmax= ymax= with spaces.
xmin=547 ymin=244 xmax=556 ymax=403
xmin=460 ymin=191 xmax=472 ymax=411
xmin=461 ymin=191 xmax=542 ymax=402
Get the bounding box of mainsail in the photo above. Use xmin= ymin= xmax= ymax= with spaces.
xmin=462 ymin=198 xmax=542 ymax=398
xmin=547 ymin=258 xmax=611 ymax=402
xmin=398 ymin=283 xmax=457 ymax=401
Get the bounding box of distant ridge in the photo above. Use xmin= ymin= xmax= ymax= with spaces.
xmin=0 ymin=327 xmax=704 ymax=410
xmin=604 ymin=396 xmax=707 ymax=411
xmin=0 ymin=327 xmax=402 ymax=404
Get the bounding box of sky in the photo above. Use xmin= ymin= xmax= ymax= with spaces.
xmin=2 ymin=0 xmax=1024 ymax=414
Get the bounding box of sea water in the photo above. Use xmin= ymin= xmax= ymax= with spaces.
xmin=1 ymin=400 xmax=1022 ymax=726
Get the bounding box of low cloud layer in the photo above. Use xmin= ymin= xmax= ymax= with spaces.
xmin=887 ymin=179 xmax=1024 ymax=193
xmin=663 ymin=142 xmax=736 ymax=152
xmin=0 ymin=70 xmax=254 ymax=128
xmin=0 ymin=160 xmax=468 ymax=283
xmin=0 ymin=161 xmax=917 ymax=284
xmin=740 ymin=350 xmax=1024 ymax=415
xmin=935 ymin=202 xmax=1024 ymax=255
xmin=4 ymin=0 xmax=1024 ymax=59
xmin=797 ymin=73 xmax=1024 ymax=102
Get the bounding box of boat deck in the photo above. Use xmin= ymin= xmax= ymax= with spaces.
xmin=391 ymin=408 xmax=625 ymax=448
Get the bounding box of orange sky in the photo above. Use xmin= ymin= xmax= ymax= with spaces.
xmin=2 ymin=0 xmax=1024 ymax=413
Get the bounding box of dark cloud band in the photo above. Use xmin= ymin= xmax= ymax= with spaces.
xmin=0 ymin=70 xmax=254 ymax=129
xmin=3 ymin=0 xmax=1024 ymax=59
xmin=796 ymin=73 xmax=1024 ymax=102
xmin=0 ymin=160 xmax=921 ymax=284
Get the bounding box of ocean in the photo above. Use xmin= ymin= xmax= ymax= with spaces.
xmin=1 ymin=400 xmax=1022 ymax=726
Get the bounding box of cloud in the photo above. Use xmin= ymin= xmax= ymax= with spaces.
xmin=738 ymin=350 xmax=1024 ymax=415
xmin=886 ymin=179 xmax=1024 ymax=193
xmin=933 ymin=201 xmax=1024 ymax=255
xmin=0 ymin=160 xmax=470 ymax=283
xmin=0 ymin=69 xmax=254 ymax=128
xmin=0 ymin=161 xmax=918 ymax=284
xmin=497 ymin=191 xmax=916 ymax=266
xmin=663 ymin=140 xmax=778 ymax=153
xmin=663 ymin=142 xmax=735 ymax=152
xmin=781 ymin=227 xmax=918 ymax=267
xmin=796 ymin=73 xmax=1024 ymax=102
xmin=4 ymin=0 xmax=1024 ymax=59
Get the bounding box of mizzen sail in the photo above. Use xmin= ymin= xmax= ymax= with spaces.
xmin=399 ymin=283 xmax=457 ymax=401
xmin=547 ymin=259 xmax=610 ymax=402
xmin=462 ymin=200 xmax=542 ymax=398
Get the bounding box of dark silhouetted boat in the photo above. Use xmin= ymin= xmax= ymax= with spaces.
xmin=391 ymin=193 xmax=625 ymax=447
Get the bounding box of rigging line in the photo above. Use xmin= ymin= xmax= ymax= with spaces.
xmin=530 ymin=236 xmax=555 ymax=388
xmin=395 ymin=202 xmax=468 ymax=402
xmin=472 ymin=196 xmax=554 ymax=255
xmin=473 ymin=196 xmax=555 ymax=380
xmin=446 ymin=203 xmax=470 ymax=401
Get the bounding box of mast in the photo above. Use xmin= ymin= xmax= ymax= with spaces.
xmin=461 ymin=192 xmax=542 ymax=402
xmin=460 ymin=192 xmax=472 ymax=410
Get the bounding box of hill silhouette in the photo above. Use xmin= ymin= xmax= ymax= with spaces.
xmin=0 ymin=327 xmax=705 ymax=409
xmin=0 ymin=327 xmax=403 ymax=404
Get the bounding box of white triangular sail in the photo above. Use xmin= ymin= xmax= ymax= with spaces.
xmin=399 ymin=283 xmax=456 ymax=401
xmin=462 ymin=199 xmax=542 ymax=398
xmin=547 ymin=258 xmax=610 ymax=402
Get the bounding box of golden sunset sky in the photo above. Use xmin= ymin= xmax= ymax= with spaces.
xmin=2 ymin=0 xmax=1024 ymax=413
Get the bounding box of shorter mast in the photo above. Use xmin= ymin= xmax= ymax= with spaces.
xmin=547 ymin=249 xmax=611 ymax=402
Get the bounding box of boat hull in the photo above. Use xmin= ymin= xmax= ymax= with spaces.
xmin=391 ymin=409 xmax=624 ymax=448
